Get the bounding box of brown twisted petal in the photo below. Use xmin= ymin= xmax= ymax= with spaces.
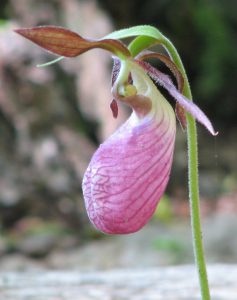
xmin=137 ymin=51 xmax=184 ymax=92
xmin=136 ymin=59 xmax=217 ymax=135
xmin=137 ymin=51 xmax=187 ymax=129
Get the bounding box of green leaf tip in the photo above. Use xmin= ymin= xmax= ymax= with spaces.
xmin=36 ymin=56 xmax=65 ymax=68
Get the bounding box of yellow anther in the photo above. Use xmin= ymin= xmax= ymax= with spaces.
xmin=118 ymin=84 xmax=137 ymax=97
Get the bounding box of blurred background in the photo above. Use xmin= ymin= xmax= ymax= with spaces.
xmin=0 ymin=0 xmax=237 ymax=271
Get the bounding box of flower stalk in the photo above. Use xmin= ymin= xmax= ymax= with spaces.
xmin=163 ymin=38 xmax=211 ymax=300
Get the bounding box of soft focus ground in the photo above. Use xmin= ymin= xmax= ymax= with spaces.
xmin=1 ymin=211 xmax=237 ymax=271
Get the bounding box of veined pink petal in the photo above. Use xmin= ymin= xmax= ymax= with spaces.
xmin=82 ymin=112 xmax=175 ymax=234
xmin=82 ymin=63 xmax=176 ymax=234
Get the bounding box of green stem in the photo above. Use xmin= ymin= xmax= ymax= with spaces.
xmin=162 ymin=38 xmax=211 ymax=300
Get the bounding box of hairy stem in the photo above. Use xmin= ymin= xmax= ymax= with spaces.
xmin=162 ymin=38 xmax=211 ymax=300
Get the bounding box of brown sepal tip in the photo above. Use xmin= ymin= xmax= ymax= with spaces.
xmin=14 ymin=26 xmax=130 ymax=58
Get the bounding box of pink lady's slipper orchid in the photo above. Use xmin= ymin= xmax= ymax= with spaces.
xmin=15 ymin=26 xmax=217 ymax=234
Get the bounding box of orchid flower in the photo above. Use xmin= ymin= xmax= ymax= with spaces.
xmin=14 ymin=26 xmax=216 ymax=235
xmin=15 ymin=25 xmax=215 ymax=299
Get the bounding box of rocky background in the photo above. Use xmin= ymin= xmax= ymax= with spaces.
xmin=0 ymin=0 xmax=237 ymax=268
